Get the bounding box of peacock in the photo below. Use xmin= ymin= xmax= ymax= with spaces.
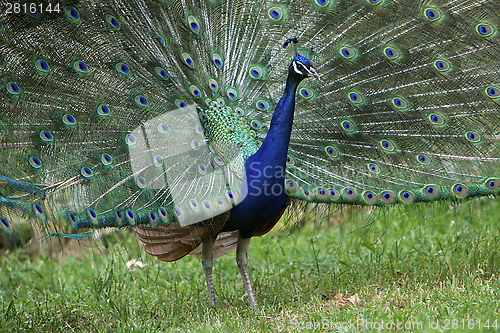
xmin=1 ymin=0 xmax=500 ymax=308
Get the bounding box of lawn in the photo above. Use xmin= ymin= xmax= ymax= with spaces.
xmin=1 ymin=198 xmax=499 ymax=332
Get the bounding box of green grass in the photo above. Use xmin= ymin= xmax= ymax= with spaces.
xmin=1 ymin=198 xmax=500 ymax=332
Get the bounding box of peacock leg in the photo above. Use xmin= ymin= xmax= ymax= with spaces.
xmin=236 ymin=235 xmax=257 ymax=307
xmin=201 ymin=236 xmax=216 ymax=307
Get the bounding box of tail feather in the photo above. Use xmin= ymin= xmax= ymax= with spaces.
xmin=134 ymin=211 xmax=229 ymax=262
xmin=189 ymin=230 xmax=239 ymax=259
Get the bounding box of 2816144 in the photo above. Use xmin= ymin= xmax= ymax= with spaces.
xmin=4 ymin=2 xmax=61 ymax=15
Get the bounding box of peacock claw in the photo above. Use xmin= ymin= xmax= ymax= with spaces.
xmin=208 ymin=299 xmax=216 ymax=308
xmin=241 ymin=292 xmax=258 ymax=308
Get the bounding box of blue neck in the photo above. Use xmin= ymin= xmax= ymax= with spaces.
xmin=248 ymin=73 xmax=300 ymax=169
xmin=222 ymin=72 xmax=302 ymax=237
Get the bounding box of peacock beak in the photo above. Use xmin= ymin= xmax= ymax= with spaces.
xmin=306 ymin=67 xmax=320 ymax=79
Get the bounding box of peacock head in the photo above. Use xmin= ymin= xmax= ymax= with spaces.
xmin=289 ymin=55 xmax=320 ymax=81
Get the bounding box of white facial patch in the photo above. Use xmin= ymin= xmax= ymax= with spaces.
xmin=292 ymin=61 xmax=303 ymax=75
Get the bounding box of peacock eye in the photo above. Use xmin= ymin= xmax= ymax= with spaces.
xmin=292 ymin=61 xmax=305 ymax=75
